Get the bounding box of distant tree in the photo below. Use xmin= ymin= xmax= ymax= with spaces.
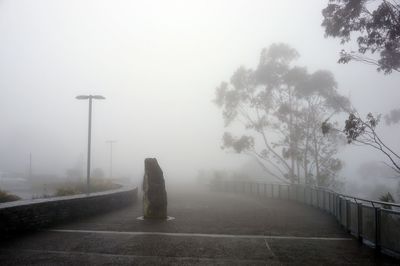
xmin=385 ymin=108 xmax=400 ymax=125
xmin=322 ymin=0 xmax=400 ymax=74
xmin=215 ymin=43 xmax=350 ymax=187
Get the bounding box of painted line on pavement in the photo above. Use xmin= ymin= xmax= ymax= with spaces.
xmin=48 ymin=229 xmax=352 ymax=241
xmin=0 ymin=248 xmax=271 ymax=264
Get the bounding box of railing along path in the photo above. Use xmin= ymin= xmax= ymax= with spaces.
xmin=217 ymin=180 xmax=400 ymax=257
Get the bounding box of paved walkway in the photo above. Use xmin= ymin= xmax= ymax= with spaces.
xmin=0 ymin=184 xmax=398 ymax=265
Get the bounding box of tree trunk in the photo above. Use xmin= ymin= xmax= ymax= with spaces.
xmin=288 ymin=87 xmax=295 ymax=182
xmin=312 ymin=127 xmax=320 ymax=186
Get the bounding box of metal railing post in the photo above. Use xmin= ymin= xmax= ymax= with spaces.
xmin=346 ymin=199 xmax=351 ymax=233
xmin=337 ymin=195 xmax=340 ymax=221
xmin=375 ymin=207 xmax=381 ymax=252
xmin=278 ymin=184 xmax=281 ymax=199
xmin=333 ymin=194 xmax=336 ymax=217
xmin=338 ymin=196 xmax=342 ymax=224
xmin=357 ymin=202 xmax=363 ymax=243
xmin=271 ymin=184 xmax=274 ymax=198
xmin=332 ymin=193 xmax=335 ymax=214
xmin=328 ymin=192 xmax=331 ymax=213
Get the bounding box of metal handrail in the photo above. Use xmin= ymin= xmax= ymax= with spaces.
xmin=248 ymin=181 xmax=400 ymax=209
xmin=311 ymin=185 xmax=400 ymax=208
xmin=219 ymin=180 xmax=400 ymax=257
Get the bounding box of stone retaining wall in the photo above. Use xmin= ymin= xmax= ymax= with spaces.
xmin=0 ymin=187 xmax=138 ymax=239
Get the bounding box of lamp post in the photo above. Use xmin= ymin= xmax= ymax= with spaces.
xmin=76 ymin=95 xmax=106 ymax=194
xmin=106 ymin=140 xmax=117 ymax=179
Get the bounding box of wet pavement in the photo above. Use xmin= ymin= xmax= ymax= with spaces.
xmin=0 ymin=184 xmax=398 ymax=265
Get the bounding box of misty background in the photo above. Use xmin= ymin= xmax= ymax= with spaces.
xmin=1 ymin=0 xmax=399 ymax=199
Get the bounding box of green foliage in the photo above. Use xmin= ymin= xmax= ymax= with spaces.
xmin=0 ymin=189 xmax=21 ymax=203
xmin=344 ymin=113 xmax=381 ymax=143
xmin=322 ymin=0 xmax=400 ymax=74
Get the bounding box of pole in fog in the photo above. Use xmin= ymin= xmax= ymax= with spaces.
xmin=29 ymin=152 xmax=32 ymax=179
xmin=76 ymin=95 xmax=106 ymax=194
xmin=106 ymin=140 xmax=117 ymax=179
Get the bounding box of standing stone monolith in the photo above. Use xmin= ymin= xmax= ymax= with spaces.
xmin=142 ymin=158 xmax=167 ymax=219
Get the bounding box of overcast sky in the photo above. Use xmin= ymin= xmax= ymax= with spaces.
xmin=1 ymin=0 xmax=399 ymax=184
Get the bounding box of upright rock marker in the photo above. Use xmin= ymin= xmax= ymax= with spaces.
xmin=142 ymin=158 xmax=167 ymax=219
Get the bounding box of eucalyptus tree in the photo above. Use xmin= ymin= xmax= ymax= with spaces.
xmin=215 ymin=43 xmax=350 ymax=186
xmin=323 ymin=112 xmax=400 ymax=175
xmin=322 ymin=0 xmax=400 ymax=74
xmin=321 ymin=0 xmax=400 ymax=177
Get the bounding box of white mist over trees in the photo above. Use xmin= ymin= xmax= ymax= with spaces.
xmin=321 ymin=0 xmax=400 ymax=180
xmin=0 ymin=0 xmax=399 ymax=200
xmin=215 ymin=43 xmax=350 ymax=187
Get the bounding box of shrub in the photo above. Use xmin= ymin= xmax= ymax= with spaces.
xmin=379 ymin=192 xmax=395 ymax=210
xmin=0 ymin=190 xmax=21 ymax=203
xmin=54 ymin=179 xmax=121 ymax=197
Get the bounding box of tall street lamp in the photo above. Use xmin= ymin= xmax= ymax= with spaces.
xmin=106 ymin=140 xmax=117 ymax=179
xmin=76 ymin=95 xmax=106 ymax=194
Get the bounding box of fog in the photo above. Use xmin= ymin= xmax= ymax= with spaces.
xmin=1 ymin=0 xmax=400 ymax=199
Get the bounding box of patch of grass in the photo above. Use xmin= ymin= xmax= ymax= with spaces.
xmin=54 ymin=179 xmax=121 ymax=196
xmin=0 ymin=189 xmax=21 ymax=203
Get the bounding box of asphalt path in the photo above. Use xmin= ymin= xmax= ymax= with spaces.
xmin=0 ymin=184 xmax=398 ymax=265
